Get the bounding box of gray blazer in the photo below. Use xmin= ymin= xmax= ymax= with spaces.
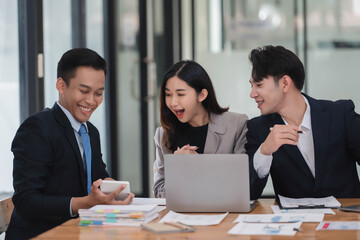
xmin=153 ymin=111 xmax=248 ymax=198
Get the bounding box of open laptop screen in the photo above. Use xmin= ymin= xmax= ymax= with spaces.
xmin=164 ymin=154 xmax=251 ymax=212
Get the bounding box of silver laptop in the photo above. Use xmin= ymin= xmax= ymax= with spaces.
xmin=165 ymin=154 xmax=254 ymax=212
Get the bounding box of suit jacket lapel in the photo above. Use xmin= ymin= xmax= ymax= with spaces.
xmin=269 ymin=113 xmax=314 ymax=179
xmin=305 ymin=94 xmax=329 ymax=183
xmin=204 ymin=113 xmax=226 ymax=153
xmin=53 ymin=103 xmax=87 ymax=192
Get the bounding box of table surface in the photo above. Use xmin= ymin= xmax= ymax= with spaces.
xmin=35 ymin=198 xmax=360 ymax=240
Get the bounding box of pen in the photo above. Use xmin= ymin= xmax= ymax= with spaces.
xmin=264 ymin=224 xmax=303 ymax=232
xmin=269 ymin=127 xmax=306 ymax=134
xmin=164 ymin=221 xmax=191 ymax=230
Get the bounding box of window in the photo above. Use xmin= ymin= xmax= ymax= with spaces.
xmin=0 ymin=0 xmax=19 ymax=192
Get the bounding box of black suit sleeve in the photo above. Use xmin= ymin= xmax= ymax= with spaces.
xmin=11 ymin=115 xmax=71 ymax=221
xmin=245 ymin=119 xmax=269 ymax=200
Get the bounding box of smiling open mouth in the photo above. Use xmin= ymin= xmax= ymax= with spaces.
xmin=80 ymin=106 xmax=92 ymax=112
xmin=174 ymin=109 xmax=185 ymax=118
xmin=256 ymin=100 xmax=264 ymax=108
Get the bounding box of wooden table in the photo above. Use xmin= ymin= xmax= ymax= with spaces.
xmin=35 ymin=199 xmax=360 ymax=239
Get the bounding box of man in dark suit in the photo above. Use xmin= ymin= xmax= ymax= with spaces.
xmin=6 ymin=48 xmax=134 ymax=239
xmin=246 ymin=45 xmax=360 ymax=200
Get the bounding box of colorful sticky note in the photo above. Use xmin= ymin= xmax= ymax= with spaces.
xmin=129 ymin=212 xmax=144 ymax=219
xmin=106 ymin=213 xmax=116 ymax=218
xmin=106 ymin=218 xmax=117 ymax=223
xmin=80 ymin=220 xmax=93 ymax=224
xmin=92 ymin=220 xmax=103 ymax=225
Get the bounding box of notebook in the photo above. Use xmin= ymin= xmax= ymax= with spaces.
xmin=164 ymin=154 xmax=255 ymax=212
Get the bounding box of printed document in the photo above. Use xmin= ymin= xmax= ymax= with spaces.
xmin=278 ymin=195 xmax=341 ymax=208
xmin=228 ymin=222 xmax=302 ymax=236
xmin=271 ymin=205 xmax=335 ymax=215
xmin=316 ymin=221 xmax=360 ymax=230
xmin=159 ymin=211 xmax=228 ymax=226
xmin=234 ymin=213 xmax=324 ymax=223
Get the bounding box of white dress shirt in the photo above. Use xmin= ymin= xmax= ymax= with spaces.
xmin=253 ymin=95 xmax=315 ymax=178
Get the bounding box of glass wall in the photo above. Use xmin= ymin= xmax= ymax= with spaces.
xmin=305 ymin=0 xmax=360 ymax=110
xmin=0 ymin=0 xmax=19 ymax=192
xmin=116 ymin=0 xmax=143 ymax=194
xmin=43 ymin=0 xmax=72 ymax=108
xmin=86 ymin=0 xmax=107 ymax=166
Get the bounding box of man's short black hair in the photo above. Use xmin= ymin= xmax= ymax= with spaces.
xmin=57 ymin=48 xmax=107 ymax=85
xmin=248 ymin=45 xmax=305 ymax=91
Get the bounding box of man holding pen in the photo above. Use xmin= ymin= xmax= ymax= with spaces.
xmin=246 ymin=45 xmax=360 ymax=200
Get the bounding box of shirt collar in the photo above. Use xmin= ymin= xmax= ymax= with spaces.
xmin=281 ymin=95 xmax=312 ymax=131
xmin=56 ymin=101 xmax=88 ymax=132
xmin=301 ymin=95 xmax=312 ymax=131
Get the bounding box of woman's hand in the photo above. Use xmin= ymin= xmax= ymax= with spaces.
xmin=174 ymin=144 xmax=199 ymax=154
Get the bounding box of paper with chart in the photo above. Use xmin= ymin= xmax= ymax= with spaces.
xmin=316 ymin=221 xmax=360 ymax=230
xmin=278 ymin=195 xmax=341 ymax=208
xmin=159 ymin=211 xmax=228 ymax=225
xmin=228 ymin=222 xmax=302 ymax=236
xmin=271 ymin=205 xmax=335 ymax=215
xmin=234 ymin=213 xmax=324 ymax=223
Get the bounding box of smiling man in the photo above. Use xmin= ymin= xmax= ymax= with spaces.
xmin=6 ymin=48 xmax=134 ymax=240
xmin=246 ymin=45 xmax=360 ymax=200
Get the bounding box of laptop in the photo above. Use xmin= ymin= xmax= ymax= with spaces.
xmin=164 ymin=154 xmax=255 ymax=212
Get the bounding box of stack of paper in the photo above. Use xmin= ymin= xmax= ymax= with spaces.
xmin=79 ymin=204 xmax=159 ymax=226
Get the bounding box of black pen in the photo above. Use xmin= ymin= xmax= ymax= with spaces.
xmin=269 ymin=127 xmax=306 ymax=134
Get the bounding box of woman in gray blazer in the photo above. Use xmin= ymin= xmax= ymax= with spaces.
xmin=153 ymin=60 xmax=248 ymax=198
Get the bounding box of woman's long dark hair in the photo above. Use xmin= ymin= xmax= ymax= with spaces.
xmin=160 ymin=60 xmax=228 ymax=152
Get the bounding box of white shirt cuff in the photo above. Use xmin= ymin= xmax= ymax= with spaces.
xmin=70 ymin=197 xmax=77 ymax=217
xmin=253 ymin=144 xmax=273 ymax=179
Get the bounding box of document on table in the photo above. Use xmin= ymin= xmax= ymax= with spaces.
xmin=271 ymin=205 xmax=335 ymax=215
xmin=228 ymin=222 xmax=302 ymax=236
xmin=159 ymin=211 xmax=228 ymax=226
xmin=131 ymin=197 xmax=166 ymax=205
xmin=316 ymin=221 xmax=360 ymax=230
xmin=234 ymin=213 xmax=324 ymax=223
xmin=278 ymin=195 xmax=341 ymax=209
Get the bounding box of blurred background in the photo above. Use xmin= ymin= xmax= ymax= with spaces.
xmin=1 ymin=0 xmax=360 ymax=199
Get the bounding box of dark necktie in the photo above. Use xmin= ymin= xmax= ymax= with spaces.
xmin=79 ymin=124 xmax=92 ymax=194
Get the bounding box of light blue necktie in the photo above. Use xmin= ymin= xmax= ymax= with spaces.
xmin=79 ymin=124 xmax=92 ymax=194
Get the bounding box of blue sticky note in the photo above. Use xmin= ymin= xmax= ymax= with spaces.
xmin=106 ymin=218 xmax=117 ymax=223
xmin=106 ymin=213 xmax=116 ymax=218
xmin=92 ymin=220 xmax=103 ymax=225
